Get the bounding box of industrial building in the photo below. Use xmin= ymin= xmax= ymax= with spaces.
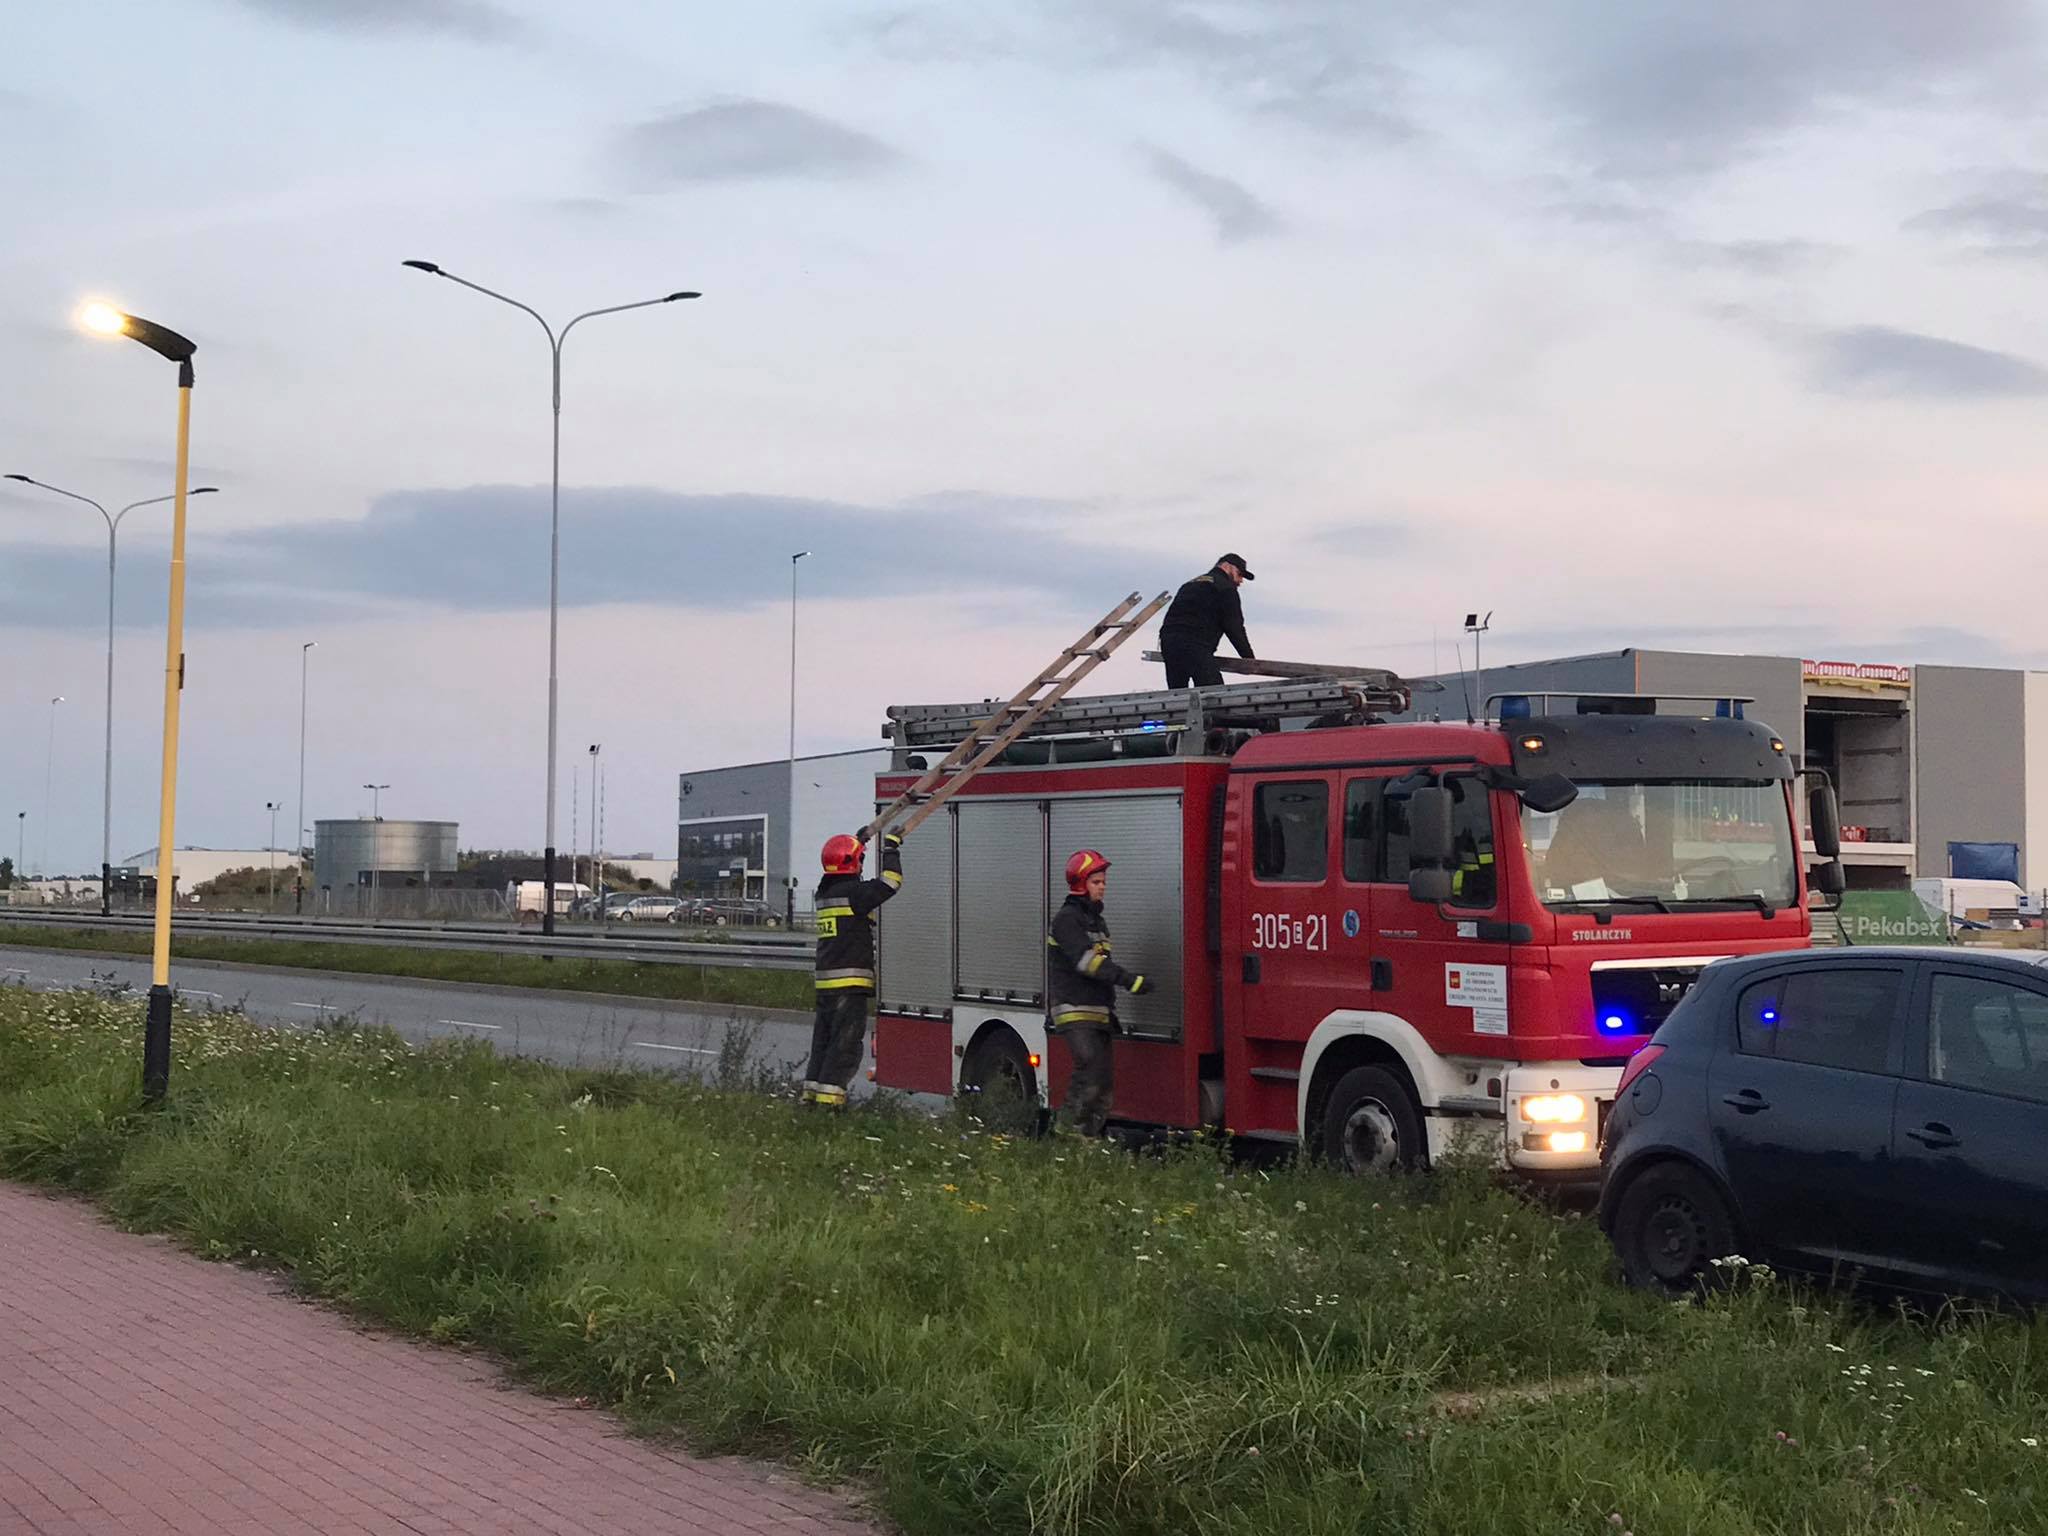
xmin=124 ymin=847 xmax=281 ymax=890
xmin=678 ymin=749 xmax=889 ymax=914
xmin=1414 ymin=649 xmax=2048 ymax=890
xmin=311 ymin=818 xmax=459 ymax=910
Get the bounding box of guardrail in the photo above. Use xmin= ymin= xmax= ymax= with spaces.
xmin=0 ymin=908 xmax=812 ymax=972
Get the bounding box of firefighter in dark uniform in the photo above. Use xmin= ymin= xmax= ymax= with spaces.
xmin=802 ymin=829 xmax=904 ymax=1108
xmin=1158 ymin=552 xmax=1254 ymax=689
xmin=1046 ymin=849 xmax=1152 ymax=1136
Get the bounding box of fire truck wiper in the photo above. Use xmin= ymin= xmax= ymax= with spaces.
xmin=1560 ymin=894 xmax=1675 ymax=915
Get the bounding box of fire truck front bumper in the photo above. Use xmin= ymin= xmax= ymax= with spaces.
xmin=1498 ymin=1064 xmax=1621 ymax=1174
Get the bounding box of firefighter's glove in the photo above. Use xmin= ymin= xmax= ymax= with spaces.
xmin=1123 ymin=974 xmax=1152 ymax=996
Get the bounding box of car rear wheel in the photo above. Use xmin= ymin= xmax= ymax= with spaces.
xmin=1320 ymin=1065 xmax=1425 ymax=1174
xmin=1613 ymin=1163 xmax=1738 ymax=1293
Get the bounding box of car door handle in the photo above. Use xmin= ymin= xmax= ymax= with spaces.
xmin=1906 ymin=1122 xmax=1961 ymax=1150
xmin=1721 ymin=1089 xmax=1769 ymax=1114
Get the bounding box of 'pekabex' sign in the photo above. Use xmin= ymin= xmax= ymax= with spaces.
xmin=1802 ymin=659 xmax=1911 ymax=688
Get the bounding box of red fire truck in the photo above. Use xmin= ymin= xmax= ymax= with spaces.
xmin=870 ymin=674 xmax=1844 ymax=1175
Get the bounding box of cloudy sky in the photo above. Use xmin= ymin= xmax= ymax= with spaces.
xmin=4 ymin=0 xmax=2045 ymax=875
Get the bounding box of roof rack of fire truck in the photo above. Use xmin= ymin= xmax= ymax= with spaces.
xmin=886 ymin=669 xmax=1418 ymax=751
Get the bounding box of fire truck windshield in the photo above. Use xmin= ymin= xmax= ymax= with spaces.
xmin=1521 ymin=780 xmax=1798 ymax=912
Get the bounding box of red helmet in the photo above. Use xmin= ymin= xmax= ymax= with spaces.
xmin=1065 ymin=849 xmax=1111 ymax=892
xmin=821 ymin=834 xmax=865 ymax=875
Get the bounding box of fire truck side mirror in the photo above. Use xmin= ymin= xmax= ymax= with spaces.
xmin=1808 ymin=783 xmax=1843 ymax=858
xmin=1809 ymin=859 xmax=1846 ymax=897
xmin=1408 ymin=786 xmax=1454 ymax=866
xmin=1519 ymin=773 xmax=1578 ymax=816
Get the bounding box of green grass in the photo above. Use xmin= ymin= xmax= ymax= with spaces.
xmin=0 ymin=921 xmax=811 ymax=1011
xmin=3 ymin=985 xmax=2044 ymax=1535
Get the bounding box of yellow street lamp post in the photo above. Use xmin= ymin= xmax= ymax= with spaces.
xmin=80 ymin=300 xmax=197 ymax=1102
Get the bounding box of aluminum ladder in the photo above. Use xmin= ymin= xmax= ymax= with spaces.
xmin=865 ymin=589 xmax=1169 ymax=840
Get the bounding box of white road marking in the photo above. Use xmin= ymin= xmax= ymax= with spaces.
xmin=437 ymin=1019 xmax=500 ymax=1031
xmin=287 ymin=1001 xmax=337 ymax=1012
xmin=634 ymin=1041 xmax=718 ymax=1055
xmin=182 ymin=990 xmax=221 ymax=999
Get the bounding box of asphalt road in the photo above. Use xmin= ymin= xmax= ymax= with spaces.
xmin=0 ymin=944 xmax=864 ymax=1091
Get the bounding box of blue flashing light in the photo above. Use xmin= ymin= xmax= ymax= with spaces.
xmin=1599 ymin=1012 xmax=1631 ymax=1034
xmin=1139 ymin=720 xmax=1164 ymax=732
xmin=1760 ymin=1007 xmax=1779 ymax=1025
xmin=1714 ymin=698 xmax=1746 ymax=720
xmin=1500 ymin=695 xmax=1532 ymax=721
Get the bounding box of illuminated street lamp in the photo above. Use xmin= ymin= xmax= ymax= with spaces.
xmin=79 ymin=298 xmax=198 ymax=1103
xmin=401 ymin=261 xmax=699 ymax=934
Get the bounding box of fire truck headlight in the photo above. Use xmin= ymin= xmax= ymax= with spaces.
xmin=1546 ymin=1131 xmax=1589 ymax=1155
xmin=1522 ymin=1093 xmax=1588 ymax=1125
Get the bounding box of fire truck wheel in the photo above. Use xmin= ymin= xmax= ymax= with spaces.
xmin=961 ymin=1029 xmax=1038 ymax=1127
xmin=1610 ymin=1162 xmax=1737 ymax=1295
xmin=1321 ymin=1065 xmax=1424 ymax=1174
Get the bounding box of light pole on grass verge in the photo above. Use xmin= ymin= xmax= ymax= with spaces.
xmin=77 ymin=298 xmax=200 ymax=1104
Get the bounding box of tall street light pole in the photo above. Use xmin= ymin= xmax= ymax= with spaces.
xmin=41 ymin=696 xmax=64 ymax=877
xmin=787 ymin=549 xmax=810 ymax=928
xmin=5 ymin=476 xmax=221 ymax=912
xmin=296 ymin=641 xmax=316 ymax=913
xmin=363 ymin=783 xmax=389 ymax=921
xmin=588 ymin=743 xmax=603 ymax=927
xmin=265 ymin=801 xmax=280 ymax=909
xmin=79 ymin=298 xmax=199 ymax=1103
xmin=402 ymin=261 xmax=700 ymax=937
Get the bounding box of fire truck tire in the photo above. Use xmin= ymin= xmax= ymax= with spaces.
xmin=961 ymin=1029 xmax=1037 ymax=1113
xmin=1320 ymin=1065 xmax=1425 ymax=1174
xmin=1609 ymin=1162 xmax=1737 ymax=1295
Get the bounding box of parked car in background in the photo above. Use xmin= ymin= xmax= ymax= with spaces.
xmin=1600 ymin=948 xmax=2048 ymax=1304
xmin=611 ymin=896 xmax=683 ymax=923
xmin=677 ymin=897 xmax=782 ymax=928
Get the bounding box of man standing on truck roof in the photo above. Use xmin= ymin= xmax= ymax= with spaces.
xmin=802 ymin=829 xmax=904 ymax=1109
xmin=1158 ymin=553 xmax=1254 ymax=689
xmin=1047 ymin=850 xmax=1152 ymax=1137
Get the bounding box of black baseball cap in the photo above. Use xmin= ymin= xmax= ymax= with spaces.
xmin=1218 ymin=552 xmax=1255 ymax=580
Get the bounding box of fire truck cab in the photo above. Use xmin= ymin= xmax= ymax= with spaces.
xmin=871 ymin=674 xmax=1843 ymax=1175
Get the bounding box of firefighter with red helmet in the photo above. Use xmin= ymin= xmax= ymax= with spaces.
xmin=1046 ymin=849 xmax=1152 ymax=1136
xmin=801 ymin=828 xmax=904 ymax=1108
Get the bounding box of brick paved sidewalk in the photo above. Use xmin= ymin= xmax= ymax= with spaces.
xmin=0 ymin=1184 xmax=885 ymax=1535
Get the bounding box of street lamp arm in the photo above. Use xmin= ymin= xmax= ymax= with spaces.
xmin=113 ymin=486 xmax=219 ymax=532
xmin=558 ymin=291 xmax=700 ymax=345
xmin=403 ymin=262 xmax=558 ymax=347
xmin=5 ymin=475 xmax=113 ymax=531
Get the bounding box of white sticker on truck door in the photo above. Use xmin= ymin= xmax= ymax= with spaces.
xmin=1444 ymin=963 xmax=1507 ymax=1010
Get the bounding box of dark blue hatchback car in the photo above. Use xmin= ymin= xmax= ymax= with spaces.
xmin=1599 ymin=947 xmax=2048 ymax=1302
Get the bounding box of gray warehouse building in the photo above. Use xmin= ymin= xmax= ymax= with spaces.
xmin=1418 ymin=649 xmax=2048 ymax=889
xmin=312 ymin=818 xmax=460 ymax=909
xmin=678 ymin=749 xmax=889 ymax=915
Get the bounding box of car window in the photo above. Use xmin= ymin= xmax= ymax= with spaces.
xmin=1738 ymin=968 xmax=1902 ymax=1075
xmin=1342 ymin=779 xmax=1378 ymax=882
xmin=1446 ymin=777 xmax=1496 ymax=910
xmin=1926 ymin=973 xmax=2048 ymax=1105
xmin=1252 ymin=781 xmax=1329 ymax=883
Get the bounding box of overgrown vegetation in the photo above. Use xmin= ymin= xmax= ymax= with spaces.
xmin=0 ymin=923 xmax=810 ymax=1011
xmin=2 ymin=985 xmax=2043 ymax=1535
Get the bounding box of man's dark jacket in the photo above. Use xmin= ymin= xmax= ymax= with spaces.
xmin=1158 ymin=568 xmax=1252 ymax=661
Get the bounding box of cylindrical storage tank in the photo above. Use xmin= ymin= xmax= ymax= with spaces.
xmin=312 ymin=819 xmax=460 ymax=891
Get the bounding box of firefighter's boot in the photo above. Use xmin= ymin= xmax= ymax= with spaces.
xmin=811 ymin=1084 xmax=849 ymax=1111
